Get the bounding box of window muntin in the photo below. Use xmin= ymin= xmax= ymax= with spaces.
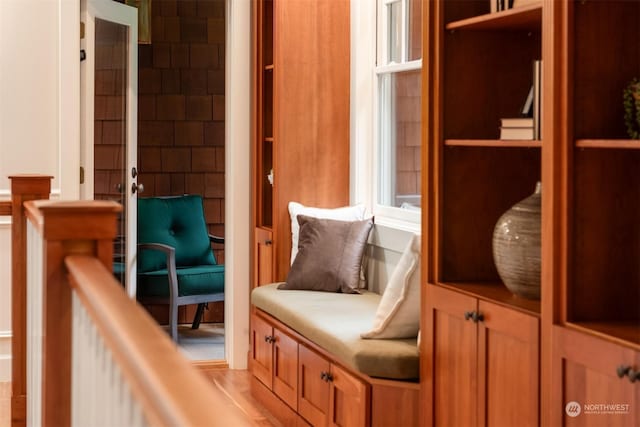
xmin=375 ymin=0 xmax=422 ymax=220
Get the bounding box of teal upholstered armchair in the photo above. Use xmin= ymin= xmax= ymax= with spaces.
xmin=137 ymin=195 xmax=224 ymax=342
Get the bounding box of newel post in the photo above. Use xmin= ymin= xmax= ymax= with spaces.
xmin=9 ymin=175 xmax=51 ymax=427
xmin=24 ymin=200 xmax=122 ymax=426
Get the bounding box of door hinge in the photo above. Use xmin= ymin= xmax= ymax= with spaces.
xmin=80 ymin=166 xmax=85 ymax=184
xmin=80 ymin=22 xmax=85 ymax=39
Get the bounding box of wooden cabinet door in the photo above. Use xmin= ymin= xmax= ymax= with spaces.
xmin=477 ymin=301 xmax=539 ymax=427
xmin=250 ymin=314 xmax=273 ymax=389
xmin=254 ymin=227 xmax=273 ymax=287
xmin=298 ymin=345 xmax=330 ymax=426
xmin=328 ymin=363 xmax=368 ymax=427
xmin=553 ymin=326 xmax=640 ymax=427
xmin=424 ymin=285 xmax=478 ymax=427
xmin=273 ymin=327 xmax=298 ymax=410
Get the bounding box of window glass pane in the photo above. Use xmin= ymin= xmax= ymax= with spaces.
xmin=378 ymin=70 xmax=422 ymax=209
xmin=408 ymin=0 xmax=422 ymax=61
xmin=388 ymin=1 xmax=402 ymax=63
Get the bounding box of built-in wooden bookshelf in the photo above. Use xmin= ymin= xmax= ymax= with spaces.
xmin=422 ymin=2 xmax=544 ymax=425
xmin=423 ymin=1 xmax=640 ymax=426
xmin=567 ymin=0 xmax=640 ymax=351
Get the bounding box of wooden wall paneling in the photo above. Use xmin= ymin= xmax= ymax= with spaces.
xmin=272 ymin=0 xmax=350 ymax=281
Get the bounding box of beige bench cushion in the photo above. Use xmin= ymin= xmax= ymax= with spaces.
xmin=251 ymin=283 xmax=419 ymax=380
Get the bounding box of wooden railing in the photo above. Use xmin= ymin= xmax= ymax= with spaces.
xmin=7 ymin=176 xmax=249 ymax=426
xmin=7 ymin=175 xmax=52 ymax=427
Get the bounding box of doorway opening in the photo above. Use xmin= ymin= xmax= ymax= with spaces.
xmin=83 ymin=0 xmax=227 ymax=363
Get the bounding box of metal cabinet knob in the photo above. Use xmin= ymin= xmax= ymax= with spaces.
xmin=472 ymin=312 xmax=484 ymax=323
xmin=464 ymin=311 xmax=484 ymax=323
xmin=617 ymin=365 xmax=631 ymax=378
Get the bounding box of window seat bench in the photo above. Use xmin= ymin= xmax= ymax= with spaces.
xmin=248 ymin=225 xmax=421 ymax=426
xmin=251 ymin=283 xmax=419 ymax=380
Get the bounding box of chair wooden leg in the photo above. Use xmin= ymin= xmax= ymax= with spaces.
xmin=192 ymin=303 xmax=206 ymax=330
xmin=169 ymin=301 xmax=178 ymax=342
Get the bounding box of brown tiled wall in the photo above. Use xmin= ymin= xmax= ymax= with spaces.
xmin=395 ymin=70 xmax=421 ymax=205
xmin=139 ymin=0 xmax=226 ymax=324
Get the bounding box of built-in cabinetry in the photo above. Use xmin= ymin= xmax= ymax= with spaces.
xmin=422 ymin=1 xmax=639 ymax=425
xmin=421 ymin=2 xmax=542 ymax=425
xmin=249 ymin=313 xmax=369 ymax=427
xmin=425 ymin=285 xmax=539 ymax=426
xmin=250 ymin=314 xmax=298 ymax=410
xmin=298 ymin=346 xmax=369 ymax=427
xmin=252 ymin=0 xmax=350 ymax=287
xmin=546 ymin=1 xmax=640 ymax=424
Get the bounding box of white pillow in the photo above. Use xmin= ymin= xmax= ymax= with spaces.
xmin=361 ymin=234 xmax=421 ymax=339
xmin=288 ymin=201 xmax=366 ymax=265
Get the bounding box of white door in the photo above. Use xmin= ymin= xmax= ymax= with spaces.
xmin=81 ymin=0 xmax=138 ymax=298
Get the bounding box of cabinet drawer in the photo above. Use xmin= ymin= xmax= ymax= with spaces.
xmin=273 ymin=328 xmax=298 ymax=410
xmin=250 ymin=314 xmax=274 ymax=389
xmin=299 ymin=345 xmax=331 ymax=426
xmin=329 ymin=363 xmax=368 ymax=427
xmin=553 ymin=326 xmax=640 ymax=426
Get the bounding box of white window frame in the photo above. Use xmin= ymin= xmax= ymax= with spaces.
xmin=373 ymin=0 xmax=422 ymax=229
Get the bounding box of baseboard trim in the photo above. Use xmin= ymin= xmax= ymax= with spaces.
xmin=191 ymin=360 xmax=229 ymax=370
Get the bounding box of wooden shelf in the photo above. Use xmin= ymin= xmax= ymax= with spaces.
xmin=565 ymin=321 xmax=640 ymax=350
xmin=264 ymin=64 xmax=274 ymax=71
xmin=446 ymin=3 xmax=542 ymax=32
xmin=264 ymin=137 xmax=274 ymax=142
xmin=575 ymin=139 xmax=640 ymax=149
xmin=436 ymin=282 xmax=540 ymax=317
xmin=445 ymin=139 xmax=542 ymax=148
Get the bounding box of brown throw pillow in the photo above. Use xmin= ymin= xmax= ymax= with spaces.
xmin=279 ymin=215 xmax=374 ymax=293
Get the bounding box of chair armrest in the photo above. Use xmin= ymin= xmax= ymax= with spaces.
xmin=209 ymin=234 xmax=224 ymax=245
xmin=138 ymin=242 xmax=176 ymax=257
xmin=137 ymin=243 xmax=179 ymax=301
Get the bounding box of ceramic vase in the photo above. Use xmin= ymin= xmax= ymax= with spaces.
xmin=492 ymin=182 xmax=541 ymax=300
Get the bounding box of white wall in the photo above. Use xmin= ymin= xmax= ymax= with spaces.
xmin=0 ymin=0 xmax=251 ymax=380
xmin=0 ymin=0 xmax=80 ymax=382
xmin=224 ymin=0 xmax=251 ymax=369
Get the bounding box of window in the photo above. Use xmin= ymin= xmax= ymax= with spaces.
xmin=375 ymin=0 xmax=422 ymax=221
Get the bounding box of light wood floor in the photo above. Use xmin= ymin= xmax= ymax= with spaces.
xmin=0 ymin=369 xmax=278 ymax=427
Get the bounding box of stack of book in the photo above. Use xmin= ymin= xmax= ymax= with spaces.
xmin=491 ymin=0 xmax=540 ymax=12
xmin=499 ymin=59 xmax=541 ymax=141
xmin=499 ymin=117 xmax=534 ymax=140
